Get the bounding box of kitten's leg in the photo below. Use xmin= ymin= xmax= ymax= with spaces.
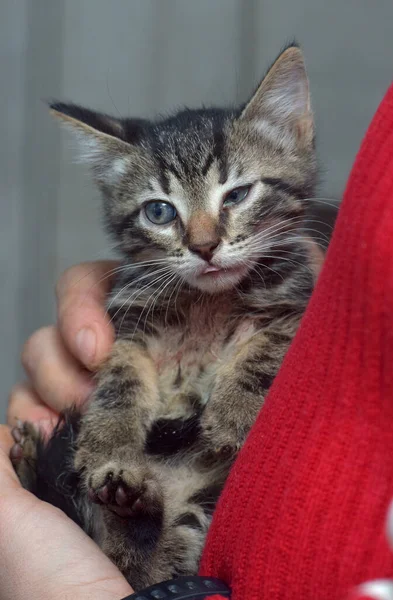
xmin=104 ymin=462 xmax=224 ymax=590
xmin=88 ymin=455 xmax=163 ymax=519
xmin=75 ymin=340 xmax=161 ymax=507
xmin=9 ymin=414 xmax=97 ymax=535
xmin=201 ymin=328 xmax=295 ymax=454
xmin=94 ymin=457 xmax=165 ymax=590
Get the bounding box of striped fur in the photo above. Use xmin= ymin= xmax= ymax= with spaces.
xmin=14 ymin=45 xmax=319 ymax=590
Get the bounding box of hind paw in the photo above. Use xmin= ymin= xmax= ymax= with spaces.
xmin=10 ymin=421 xmax=38 ymax=464
xmin=87 ymin=463 xmax=163 ymax=519
xmin=10 ymin=421 xmax=40 ymax=489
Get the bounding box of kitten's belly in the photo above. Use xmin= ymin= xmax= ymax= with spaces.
xmin=146 ymin=319 xmax=257 ymax=419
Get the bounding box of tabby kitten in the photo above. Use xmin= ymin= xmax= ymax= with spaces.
xmin=12 ymin=45 xmax=318 ymax=590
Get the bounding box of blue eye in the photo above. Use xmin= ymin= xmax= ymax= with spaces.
xmin=223 ymin=185 xmax=251 ymax=207
xmin=145 ymin=201 xmax=177 ymax=224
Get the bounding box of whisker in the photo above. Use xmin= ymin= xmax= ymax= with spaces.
xmin=111 ymin=268 xmax=173 ymax=330
xmin=76 ymin=258 xmax=175 ymax=311
xmin=164 ymin=275 xmax=184 ymax=327
xmin=107 ymin=266 xmax=172 ymax=316
xmin=245 ymin=221 xmax=331 ymax=251
xmin=68 ymin=257 xmax=167 ymax=291
xmin=248 ymin=234 xmax=329 ymax=253
xmin=250 ymin=264 xmax=268 ymax=291
xmin=254 ymin=263 xmax=285 ymax=284
xmin=245 ymin=217 xmax=309 ymax=246
xmin=142 ymin=272 xmax=177 ymax=336
xmin=303 ymin=197 xmax=340 ymax=209
xmin=172 ymin=276 xmax=185 ymax=327
xmin=246 ymin=215 xmax=334 ymax=246
xmin=133 ymin=272 xmax=178 ymax=340
xmin=257 ymin=253 xmax=316 ymax=277
xmin=116 ymin=270 xmax=174 ymax=336
xmin=153 ymin=273 xmax=179 ymax=331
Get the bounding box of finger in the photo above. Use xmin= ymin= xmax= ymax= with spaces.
xmin=21 ymin=326 xmax=95 ymax=413
xmin=305 ymin=236 xmax=325 ymax=280
xmin=0 ymin=426 xmax=21 ymax=490
xmin=56 ymin=261 xmax=117 ymax=370
xmin=7 ymin=383 xmax=59 ymax=429
xmin=0 ymin=426 xmax=14 ymax=455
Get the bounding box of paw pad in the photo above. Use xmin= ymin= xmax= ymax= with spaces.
xmin=88 ymin=469 xmax=162 ymax=519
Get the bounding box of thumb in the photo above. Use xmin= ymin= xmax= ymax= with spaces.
xmin=0 ymin=426 xmax=22 ymax=493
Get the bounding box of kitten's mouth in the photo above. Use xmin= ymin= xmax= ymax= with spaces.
xmin=199 ymin=264 xmax=245 ymax=278
xmin=189 ymin=262 xmax=249 ymax=292
xmin=201 ymin=265 xmax=221 ymax=274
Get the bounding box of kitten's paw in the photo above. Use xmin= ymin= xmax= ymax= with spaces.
xmin=10 ymin=421 xmax=38 ymax=463
xmin=200 ymin=411 xmax=243 ymax=458
xmin=10 ymin=421 xmax=39 ymax=489
xmin=87 ymin=462 xmax=163 ymax=519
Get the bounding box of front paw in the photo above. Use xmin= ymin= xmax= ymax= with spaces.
xmin=87 ymin=462 xmax=163 ymax=519
xmin=200 ymin=409 xmax=244 ymax=458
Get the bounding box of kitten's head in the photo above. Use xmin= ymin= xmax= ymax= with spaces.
xmin=51 ymin=45 xmax=317 ymax=294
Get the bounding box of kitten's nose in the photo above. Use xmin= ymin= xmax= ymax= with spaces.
xmin=189 ymin=240 xmax=220 ymax=262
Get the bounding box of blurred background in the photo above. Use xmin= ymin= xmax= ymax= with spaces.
xmin=1 ymin=0 xmax=393 ymax=418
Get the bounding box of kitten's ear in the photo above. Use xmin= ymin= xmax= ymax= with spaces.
xmin=49 ymin=102 xmax=145 ymax=183
xmin=239 ymin=45 xmax=313 ymax=147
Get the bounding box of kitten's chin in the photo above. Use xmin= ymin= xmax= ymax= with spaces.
xmin=188 ymin=265 xmax=249 ymax=294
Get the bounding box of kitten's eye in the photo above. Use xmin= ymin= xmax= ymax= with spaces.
xmin=223 ymin=185 xmax=251 ymax=207
xmin=145 ymin=201 xmax=177 ymax=224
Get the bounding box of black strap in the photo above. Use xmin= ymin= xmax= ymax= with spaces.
xmin=121 ymin=576 xmax=231 ymax=600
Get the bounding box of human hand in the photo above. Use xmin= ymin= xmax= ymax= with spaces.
xmin=0 ymin=425 xmax=133 ymax=600
xmin=8 ymin=261 xmax=118 ymax=430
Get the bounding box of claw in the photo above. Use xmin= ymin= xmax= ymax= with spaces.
xmin=97 ymin=485 xmax=110 ymax=504
xmin=88 ymin=470 xmax=161 ymax=519
xmin=11 ymin=427 xmax=23 ymax=444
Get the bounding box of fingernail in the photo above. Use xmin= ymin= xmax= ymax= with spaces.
xmin=76 ymin=328 xmax=97 ymax=365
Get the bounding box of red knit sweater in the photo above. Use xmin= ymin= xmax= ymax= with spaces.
xmin=200 ymin=83 xmax=393 ymax=600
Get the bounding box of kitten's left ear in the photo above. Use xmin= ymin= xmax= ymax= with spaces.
xmin=49 ymin=102 xmax=147 ymax=183
xmin=239 ymin=45 xmax=313 ymax=147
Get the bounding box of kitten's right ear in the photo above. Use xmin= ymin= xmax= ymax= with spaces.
xmin=239 ymin=45 xmax=313 ymax=148
xmin=49 ymin=102 xmax=145 ymax=183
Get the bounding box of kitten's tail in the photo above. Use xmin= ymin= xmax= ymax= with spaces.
xmin=16 ymin=410 xmax=92 ymax=533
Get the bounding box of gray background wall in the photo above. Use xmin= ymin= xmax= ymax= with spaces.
xmin=1 ymin=0 xmax=393 ymax=418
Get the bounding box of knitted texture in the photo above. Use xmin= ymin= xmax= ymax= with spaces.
xmin=199 ymin=83 xmax=393 ymax=599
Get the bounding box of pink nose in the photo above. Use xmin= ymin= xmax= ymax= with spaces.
xmin=189 ymin=240 xmax=220 ymax=262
